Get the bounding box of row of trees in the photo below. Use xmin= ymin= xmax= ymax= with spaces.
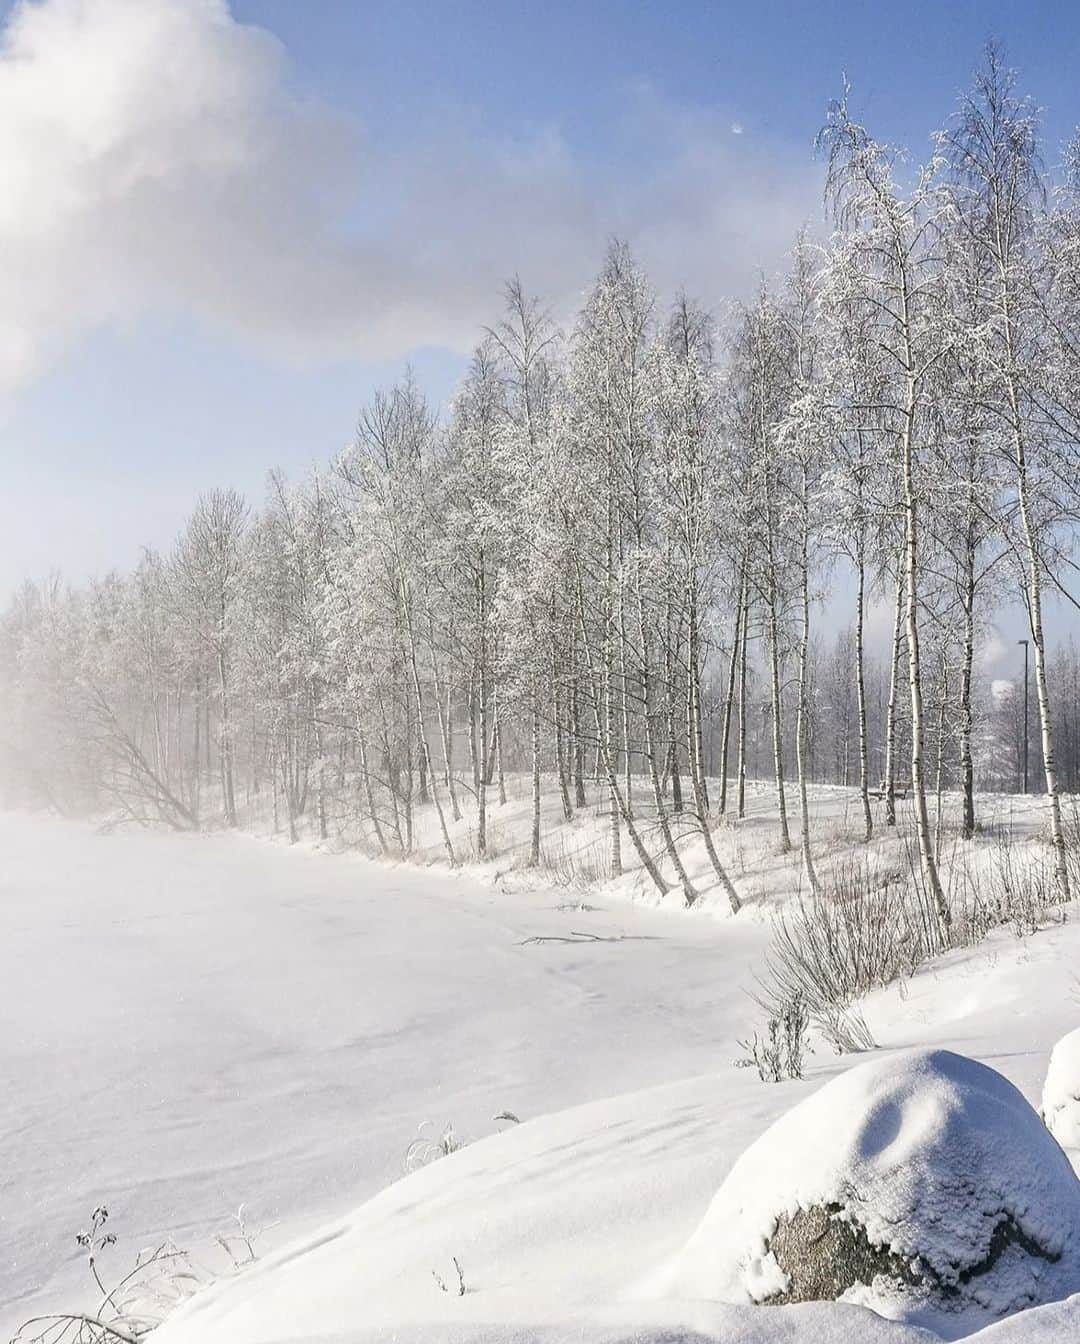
xmin=2 ymin=50 xmax=1079 ymax=915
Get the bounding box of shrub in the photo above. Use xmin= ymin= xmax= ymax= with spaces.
xmin=745 ymin=825 xmax=1073 ymax=1082
xmin=757 ymin=860 xmax=936 ymax=1053
xmin=737 ymin=992 xmax=810 ymax=1082
xmin=10 ymin=1205 xmax=260 ymax=1344
xmin=540 ymin=835 xmax=608 ymax=890
xmin=402 ymin=1120 xmax=467 ymax=1174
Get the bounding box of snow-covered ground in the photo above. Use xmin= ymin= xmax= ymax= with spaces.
xmin=342 ymin=773 xmax=1059 ymax=917
xmin=0 ymin=808 xmax=768 ymax=1338
xmin=4 ymin=795 xmax=1079 ymax=1343
xmin=146 ymin=909 xmax=1080 ymax=1344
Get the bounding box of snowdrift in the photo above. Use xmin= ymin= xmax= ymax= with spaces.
xmin=661 ymin=1049 xmax=1080 ymax=1336
xmin=1043 ymin=1026 xmax=1080 ymax=1152
xmin=148 ymin=1050 xmax=1080 ymax=1344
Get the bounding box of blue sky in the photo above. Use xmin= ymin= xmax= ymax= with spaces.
xmin=2 ymin=0 xmax=1080 ymax=606
xmin=227 ymin=1 xmax=1080 ymax=153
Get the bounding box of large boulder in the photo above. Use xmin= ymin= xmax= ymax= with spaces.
xmin=1043 ymin=1027 xmax=1080 ymax=1153
xmin=663 ymin=1049 xmax=1080 ymax=1334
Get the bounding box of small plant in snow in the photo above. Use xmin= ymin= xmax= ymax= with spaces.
xmin=431 ymin=1255 xmax=467 ymax=1297
xmin=13 ymin=1212 xmax=200 ymax=1344
xmin=403 ymin=1120 xmax=467 ymax=1174
xmin=11 ymin=1206 xmax=265 ymax=1344
xmin=76 ymin=1206 xmax=117 ymax=1301
xmin=737 ymin=992 xmax=811 ymax=1082
xmin=988 ymin=835 xmax=1055 ymax=938
xmin=212 ymin=1204 xmax=265 ymax=1271
xmin=541 ymin=838 xmax=607 ymax=891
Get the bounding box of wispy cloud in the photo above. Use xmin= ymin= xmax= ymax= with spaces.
xmin=0 ymin=0 xmax=823 ymax=396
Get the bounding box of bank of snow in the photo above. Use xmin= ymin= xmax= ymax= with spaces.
xmin=1043 ymin=1027 xmax=1080 ymax=1152
xmin=147 ymin=1068 xmax=942 ymax=1344
xmin=0 ymin=809 xmax=765 ymax=1337
xmin=150 ymin=1051 xmax=1080 ymax=1344
xmin=6 ymin=802 xmax=1079 ymax=1344
xmin=152 ymin=935 xmax=1080 ymax=1344
xmin=660 ymin=1050 xmax=1080 ymax=1335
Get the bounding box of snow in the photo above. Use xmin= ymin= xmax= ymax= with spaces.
xmin=147 ymin=1054 xmax=1080 ymax=1344
xmin=4 ymin=796 xmax=1080 ymax=1344
xmin=334 ymin=772 xmax=1056 ymax=922
xmin=0 ymin=807 xmax=768 ymax=1338
xmin=145 ymin=1067 xmax=962 ymax=1344
xmin=656 ymin=1049 xmax=1080 ymax=1334
xmin=1043 ymin=1027 xmax=1080 ymax=1152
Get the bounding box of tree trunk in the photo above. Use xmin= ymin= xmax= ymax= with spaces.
xmin=477 ymin=672 xmax=488 ymax=861
xmin=637 ymin=590 xmax=697 ymax=905
xmin=959 ymin=510 xmax=977 ymax=841
xmin=468 ymin=661 xmax=480 ymax=795
xmin=571 ymin=624 xmax=587 ymax=808
xmin=270 ymin=741 xmax=280 ymax=836
xmin=429 ymin=627 xmax=460 ymax=822
xmin=767 ymin=590 xmax=791 ymax=852
xmin=737 ymin=587 xmax=749 ymax=820
xmin=664 ymin=600 xmax=684 ymax=813
xmin=553 ymin=646 xmax=574 ymax=821
xmin=576 ymin=582 xmax=667 ymax=891
xmin=855 ymin=544 xmax=873 ymax=843
xmin=1015 ymin=419 xmax=1070 ymax=897
xmin=399 ymin=584 xmax=454 ymax=866
xmin=310 ymin=682 xmax=328 ymax=842
xmin=934 ymin=658 xmax=949 ymax=856
xmin=899 ymin=360 xmax=948 ymax=938
xmin=358 ymin=726 xmax=389 ymax=855
xmin=884 ymin=551 xmax=905 ymax=829
xmin=1000 ymin=275 xmax=1072 ymax=894
xmin=217 ymin=646 xmax=237 ymax=828
xmin=529 ymin=697 xmax=542 ymax=866
xmin=718 ymin=569 xmax=744 ymax=815
xmin=795 ymin=470 xmax=819 ymax=894
xmin=619 ymin=595 xmax=633 ymax=817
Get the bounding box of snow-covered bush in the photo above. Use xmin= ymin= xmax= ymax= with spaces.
xmin=402 ymin=1120 xmax=467 ymax=1174
xmin=761 ymin=862 xmax=931 ymax=1052
xmin=1043 ymin=1027 xmax=1080 ymax=1152
xmin=942 ymin=831 xmax=1071 ymax=951
xmin=987 ymin=836 xmax=1059 ymax=937
xmin=663 ymin=1049 xmax=1080 ymax=1334
xmin=737 ymin=992 xmax=810 ymax=1082
xmin=10 ymin=1206 xmax=235 ymax=1344
xmin=1062 ymin=801 xmax=1080 ymax=896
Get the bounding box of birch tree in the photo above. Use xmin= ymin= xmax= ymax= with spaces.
xmin=943 ymin=47 xmax=1070 ymax=893
xmin=819 ymin=91 xmax=952 ymax=934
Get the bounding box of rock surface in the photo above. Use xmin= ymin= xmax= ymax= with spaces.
xmin=661 ymin=1049 xmax=1080 ymax=1335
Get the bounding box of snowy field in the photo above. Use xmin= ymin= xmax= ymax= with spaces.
xmin=0 ymin=809 xmax=769 ymax=1337
xmin=3 ymin=799 xmax=1080 ymax=1343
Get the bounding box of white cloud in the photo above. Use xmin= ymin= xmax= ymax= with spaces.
xmin=0 ymin=0 xmax=371 ymax=388
xmin=0 ymin=0 xmax=823 ymax=395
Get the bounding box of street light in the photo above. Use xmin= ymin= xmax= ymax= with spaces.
xmin=1017 ymin=639 xmax=1029 ymax=795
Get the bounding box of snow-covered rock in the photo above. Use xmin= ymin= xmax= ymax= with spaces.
xmin=1042 ymin=1027 xmax=1080 ymax=1152
xmin=661 ymin=1049 xmax=1080 ymax=1336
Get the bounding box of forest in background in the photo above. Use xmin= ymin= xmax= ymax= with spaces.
xmin=4 ymin=49 xmax=1080 ymax=918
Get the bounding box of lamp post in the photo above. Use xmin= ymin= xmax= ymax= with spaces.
xmin=1017 ymin=639 xmax=1029 ymax=795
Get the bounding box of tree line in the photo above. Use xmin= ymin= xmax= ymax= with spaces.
xmin=3 ymin=49 xmax=1080 ymax=913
